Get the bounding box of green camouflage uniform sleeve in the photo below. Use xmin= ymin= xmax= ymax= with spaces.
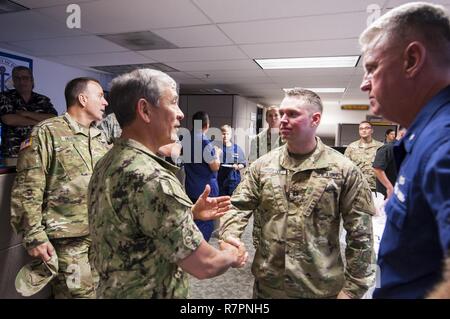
xmin=138 ymin=178 xmax=203 ymax=263
xmin=343 ymin=144 xmax=353 ymax=160
xmin=10 ymin=125 xmax=51 ymax=249
xmin=220 ymin=163 xmax=260 ymax=242
xmin=340 ymin=165 xmax=376 ymax=298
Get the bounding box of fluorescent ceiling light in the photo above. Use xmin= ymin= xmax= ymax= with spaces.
xmin=255 ymin=56 xmax=359 ymax=69
xmin=283 ymin=87 xmax=346 ymax=93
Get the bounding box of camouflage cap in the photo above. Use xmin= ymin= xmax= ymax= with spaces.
xmin=15 ymin=254 xmax=58 ymax=297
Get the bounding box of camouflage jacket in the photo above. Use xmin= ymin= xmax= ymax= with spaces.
xmin=10 ymin=113 xmax=109 ymax=249
xmin=0 ymin=90 xmax=58 ymax=157
xmin=344 ymin=139 xmax=383 ymax=190
xmin=249 ymin=128 xmax=284 ymax=163
xmin=88 ymin=138 xmax=203 ymax=299
xmin=97 ymin=113 xmax=121 ymax=144
xmin=220 ymin=138 xmax=375 ymax=298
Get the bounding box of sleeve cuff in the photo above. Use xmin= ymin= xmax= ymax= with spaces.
xmin=23 ymin=231 xmax=50 ymax=250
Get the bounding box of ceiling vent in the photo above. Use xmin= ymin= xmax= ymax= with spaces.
xmin=91 ymin=63 xmax=179 ymax=75
xmin=0 ymin=0 xmax=28 ymax=14
xmin=99 ymin=31 xmax=178 ymax=51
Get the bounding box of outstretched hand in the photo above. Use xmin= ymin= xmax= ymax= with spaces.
xmin=192 ymin=184 xmax=231 ymax=221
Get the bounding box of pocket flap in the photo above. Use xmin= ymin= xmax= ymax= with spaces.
xmin=160 ymin=179 xmax=193 ymax=208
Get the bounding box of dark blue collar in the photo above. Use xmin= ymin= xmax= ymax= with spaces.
xmin=401 ymin=85 xmax=450 ymax=154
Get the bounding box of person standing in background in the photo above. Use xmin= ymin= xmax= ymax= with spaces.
xmin=0 ymin=66 xmax=57 ymax=157
xmin=344 ymin=121 xmax=383 ymax=192
xmin=184 ymin=111 xmax=221 ymax=242
xmin=218 ymin=124 xmax=246 ymax=196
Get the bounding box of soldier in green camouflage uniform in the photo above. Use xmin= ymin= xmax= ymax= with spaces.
xmin=88 ymin=69 xmax=247 ymax=299
xmin=344 ymin=121 xmax=383 ymax=191
xmin=10 ymin=77 xmax=109 ymax=298
xmin=220 ymin=88 xmax=375 ymax=299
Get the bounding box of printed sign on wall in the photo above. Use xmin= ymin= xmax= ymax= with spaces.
xmin=0 ymin=51 xmax=33 ymax=92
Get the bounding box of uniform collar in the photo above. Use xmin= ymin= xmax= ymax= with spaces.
xmin=63 ymin=112 xmax=102 ymax=138
xmin=8 ymin=89 xmax=38 ymax=101
xmin=355 ymin=139 xmax=380 ymax=148
xmin=117 ymin=138 xmax=180 ymax=175
xmin=280 ymin=137 xmax=329 ymax=172
xmin=402 ymin=85 xmax=450 ymax=154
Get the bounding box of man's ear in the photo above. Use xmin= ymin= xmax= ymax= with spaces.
xmin=136 ymin=98 xmax=151 ymax=123
xmin=403 ymin=41 xmax=426 ymax=78
xmin=77 ymin=94 xmax=87 ymax=107
xmin=311 ymin=112 xmax=321 ymax=127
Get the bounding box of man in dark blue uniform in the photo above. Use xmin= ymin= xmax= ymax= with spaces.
xmin=360 ymin=2 xmax=450 ymax=298
xmin=184 ymin=111 xmax=221 ymax=241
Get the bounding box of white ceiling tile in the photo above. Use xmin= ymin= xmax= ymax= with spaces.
xmin=231 ymin=83 xmax=281 ymax=91
xmin=0 ymin=11 xmax=86 ymax=42
xmin=219 ymin=12 xmax=368 ymax=44
xmin=139 ymin=46 xmax=246 ymax=62
xmin=0 ymin=42 xmax=34 ymax=55
xmin=10 ymin=36 xmax=128 ymax=56
xmin=186 ymin=70 xmax=268 ymax=79
xmin=166 ymin=72 xmax=200 ymax=81
xmin=240 ymin=38 xmax=360 ymax=59
xmin=167 ymin=60 xmax=260 ymax=72
xmin=41 ymin=51 xmax=154 ymax=67
xmin=205 ymin=77 xmax=274 ymax=85
xmin=153 ymin=25 xmax=233 ymax=47
xmin=271 ymin=75 xmax=352 ymax=87
xmin=348 ymin=74 xmax=366 ymax=88
xmin=36 ymin=0 xmax=210 ymax=34
xmin=14 ymin=0 xmax=93 ymax=9
xmin=264 ymin=68 xmax=356 ymax=78
xmin=195 ymin=0 xmax=381 ymax=23
xmin=178 ymin=78 xmax=209 ymax=85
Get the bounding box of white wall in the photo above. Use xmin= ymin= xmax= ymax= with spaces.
xmin=233 ymin=95 xmax=258 ymax=155
xmin=1 ymin=48 xmax=113 ymax=114
xmin=318 ymin=100 xmax=372 ymax=140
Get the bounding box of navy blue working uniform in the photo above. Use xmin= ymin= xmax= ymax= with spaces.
xmin=184 ymin=131 xmax=218 ymax=241
xmin=374 ymin=86 xmax=450 ymax=298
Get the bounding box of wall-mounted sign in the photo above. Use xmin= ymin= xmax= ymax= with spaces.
xmin=0 ymin=51 xmax=33 ymax=92
xmin=341 ymin=104 xmax=369 ymax=110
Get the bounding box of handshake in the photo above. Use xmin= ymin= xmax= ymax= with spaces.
xmin=218 ymin=237 xmax=248 ymax=268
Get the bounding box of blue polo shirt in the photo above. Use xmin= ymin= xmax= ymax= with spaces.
xmin=184 ymin=131 xmax=219 ymax=242
xmin=374 ymin=85 xmax=450 ymax=299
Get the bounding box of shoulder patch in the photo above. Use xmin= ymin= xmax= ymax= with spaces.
xmin=19 ymin=137 xmax=32 ymax=151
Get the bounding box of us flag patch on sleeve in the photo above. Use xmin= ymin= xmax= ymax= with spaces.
xmin=20 ymin=137 xmax=32 ymax=151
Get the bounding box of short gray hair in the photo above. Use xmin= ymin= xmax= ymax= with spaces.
xmin=283 ymin=88 xmax=323 ymax=114
xmin=360 ymin=2 xmax=450 ymax=64
xmin=109 ymin=69 xmax=177 ymax=127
